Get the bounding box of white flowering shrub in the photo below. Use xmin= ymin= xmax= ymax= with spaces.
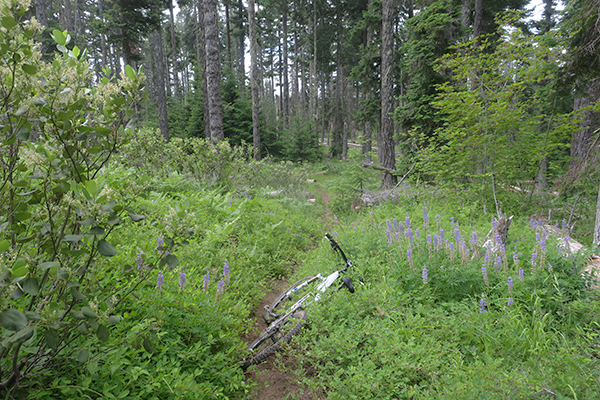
xmin=0 ymin=1 xmax=151 ymax=396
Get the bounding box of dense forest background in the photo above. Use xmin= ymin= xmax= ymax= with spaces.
xmin=30 ymin=0 xmax=600 ymax=233
xmin=2 ymin=0 xmax=600 ymax=398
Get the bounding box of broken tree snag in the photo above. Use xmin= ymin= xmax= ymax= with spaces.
xmin=362 ymin=163 xmax=399 ymax=175
xmin=493 ymin=210 xmax=513 ymax=248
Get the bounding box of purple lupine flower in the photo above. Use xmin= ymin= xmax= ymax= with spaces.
xmin=518 ymin=267 xmax=524 ymax=282
xmin=156 ymin=234 xmax=164 ymax=249
xmin=479 ymin=293 xmax=487 ymax=313
xmin=483 ymin=204 xmax=487 ymax=213
xmin=532 ymin=252 xmax=537 ymax=269
xmin=179 ymin=267 xmax=187 ymax=291
xmin=332 ymin=231 xmax=339 ymax=237
xmin=422 ymin=266 xmax=428 ymax=284
xmin=513 ymin=250 xmax=519 ymax=265
xmin=406 ymin=228 xmax=414 ymax=244
xmin=217 ymin=279 xmax=225 ymax=298
xmin=482 ymin=267 xmax=489 ymax=287
xmin=427 ymin=234 xmax=432 ymax=244
xmin=423 ymin=206 xmax=429 ymax=225
xmin=386 ymin=229 xmax=392 ymax=244
xmin=484 ymin=249 xmax=490 ymax=265
xmin=203 ymin=270 xmax=210 ymax=291
xmin=450 ymin=217 xmax=455 ymax=229
xmin=449 ymin=242 xmax=455 ymax=253
xmin=136 ymin=253 xmax=143 ymax=270
xmin=407 ymin=248 xmax=412 ymax=261
xmin=334 ymin=215 xmax=338 ymax=223
xmin=436 ymin=214 xmax=441 ymax=228
xmin=507 ymin=276 xmax=513 ymax=295
xmin=494 ymin=256 xmax=502 ymax=272
xmin=393 ymin=218 xmax=398 ymax=231
xmin=433 ymin=235 xmax=439 ymax=247
xmin=439 ymin=229 xmax=445 ymax=242
xmin=398 ymin=221 xmax=404 ymax=234
xmin=405 ymin=216 xmax=411 ymax=230
xmin=562 ymin=219 xmax=567 ymax=231
xmin=386 ymin=220 xmax=392 ymax=232
xmin=415 ymin=228 xmax=420 ymax=242
xmin=156 ymin=271 xmax=164 ymax=291
xmin=564 ymin=236 xmax=570 ymax=252
xmin=223 ymin=259 xmax=230 ymax=283
xmin=507 ymin=297 xmax=514 ymax=307
xmin=454 ymin=228 xmax=460 ymax=244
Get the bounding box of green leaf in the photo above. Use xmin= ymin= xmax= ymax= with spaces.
xmin=85 ymin=180 xmax=98 ymax=196
xmin=88 ymin=226 xmax=105 ymax=236
xmin=70 ymin=287 xmax=86 ymax=300
xmin=124 ymin=64 xmax=136 ymax=79
xmin=22 ymin=278 xmax=39 ymax=296
xmin=97 ymin=240 xmax=117 ymax=257
xmin=1 ymin=309 xmax=27 ymax=331
xmin=51 ymin=30 xmax=66 ymax=45
xmin=24 ymin=311 xmax=42 ymax=320
xmin=10 ymin=326 xmax=34 ymax=344
xmin=1 ymin=16 xmax=17 ymax=29
xmin=159 ymin=254 xmax=179 ymax=270
xmin=76 ymin=349 xmax=89 ymax=363
xmin=45 ymin=329 xmax=60 ymax=349
xmin=96 ymin=324 xmax=109 ymax=342
xmin=142 ymin=337 xmax=154 ymax=353
xmin=81 ymin=307 xmax=96 ymax=319
xmin=63 ymin=234 xmax=83 ymax=242
xmin=39 ymin=261 xmax=60 ymax=270
xmin=14 ymin=212 xmax=31 ymax=221
xmin=127 ymin=213 xmax=145 ymax=222
xmin=100 ymin=201 xmax=116 ymax=212
xmin=0 ymin=240 xmax=9 ymax=253
xmin=107 ymin=315 xmax=121 ymax=325
xmin=22 ymin=64 xmax=37 ymax=75
xmin=77 ymin=322 xmax=88 ymax=334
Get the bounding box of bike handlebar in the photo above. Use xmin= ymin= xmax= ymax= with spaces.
xmin=325 ymin=233 xmax=353 ymax=271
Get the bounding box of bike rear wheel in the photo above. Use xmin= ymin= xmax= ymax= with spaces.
xmin=242 ymin=309 xmax=307 ymax=370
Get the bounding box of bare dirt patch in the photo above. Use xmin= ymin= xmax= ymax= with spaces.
xmin=243 ymin=280 xmax=316 ymax=400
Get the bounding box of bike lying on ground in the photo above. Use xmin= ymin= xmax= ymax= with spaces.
xmin=242 ymin=233 xmax=356 ymax=370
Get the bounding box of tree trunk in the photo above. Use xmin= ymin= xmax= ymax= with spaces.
xmin=332 ymin=36 xmax=344 ymax=158
xmin=196 ymin=0 xmax=210 ymax=139
xmin=168 ymin=0 xmax=180 ymax=99
xmin=237 ymin=0 xmax=246 ymax=88
xmin=98 ymin=0 xmax=108 ymax=68
xmin=571 ymin=78 xmax=600 ymax=172
xmin=35 ymin=0 xmax=49 ymax=27
xmin=204 ymin=0 xmax=224 ymax=143
xmin=380 ymin=0 xmax=397 ymax=188
xmin=153 ymin=28 xmax=169 ymax=142
xmin=225 ymin=0 xmax=232 ymax=68
xmin=473 ymin=0 xmax=483 ymax=38
xmin=309 ymin=1 xmax=318 ymax=132
xmin=282 ymin=4 xmax=290 ymax=125
xmin=248 ymin=0 xmax=261 ymax=160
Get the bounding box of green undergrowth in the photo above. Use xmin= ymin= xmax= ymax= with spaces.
xmin=259 ymin=184 xmax=600 ymax=399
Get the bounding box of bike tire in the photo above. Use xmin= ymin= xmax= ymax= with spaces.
xmin=242 ymin=309 xmax=307 ymax=370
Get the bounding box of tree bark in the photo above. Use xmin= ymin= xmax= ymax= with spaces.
xmin=248 ymin=0 xmax=261 ymax=160
xmin=153 ymin=28 xmax=169 ymax=142
xmin=282 ymin=3 xmax=290 ymax=125
xmin=380 ymin=0 xmax=397 ymax=188
xmin=237 ymin=0 xmax=246 ymax=88
xmin=98 ymin=0 xmax=108 ymax=68
xmin=473 ymin=0 xmax=483 ymax=38
xmin=168 ymin=0 xmax=180 ymax=99
xmin=571 ymin=78 xmax=600 ymax=172
xmin=35 ymin=0 xmax=49 ymax=27
xmin=204 ymin=0 xmax=224 ymax=143
xmin=196 ymin=0 xmax=211 ymax=139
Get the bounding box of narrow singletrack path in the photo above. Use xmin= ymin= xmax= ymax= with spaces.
xmin=243 ymin=280 xmax=315 ymax=399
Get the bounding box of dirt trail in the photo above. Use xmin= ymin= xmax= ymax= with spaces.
xmin=243 ymin=280 xmax=315 ymax=399
xmin=243 ymin=182 xmax=332 ymax=399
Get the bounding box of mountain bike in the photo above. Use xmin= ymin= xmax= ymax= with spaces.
xmin=242 ymin=233 xmax=356 ymax=370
